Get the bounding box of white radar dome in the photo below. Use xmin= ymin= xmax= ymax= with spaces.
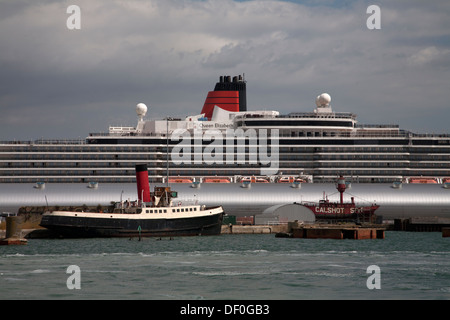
xmin=316 ymin=93 xmax=331 ymax=107
xmin=315 ymin=95 xmax=321 ymax=107
xmin=136 ymin=103 xmax=148 ymax=117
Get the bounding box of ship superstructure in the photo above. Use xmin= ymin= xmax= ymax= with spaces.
xmin=1 ymin=75 xmax=450 ymax=184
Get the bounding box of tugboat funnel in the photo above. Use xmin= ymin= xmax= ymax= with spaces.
xmin=135 ymin=164 xmax=151 ymax=203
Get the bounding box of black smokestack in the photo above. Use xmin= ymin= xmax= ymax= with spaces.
xmin=214 ymin=74 xmax=247 ymax=112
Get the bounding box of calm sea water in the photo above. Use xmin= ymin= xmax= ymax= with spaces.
xmin=0 ymin=232 xmax=449 ymax=300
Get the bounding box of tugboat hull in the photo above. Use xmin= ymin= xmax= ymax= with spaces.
xmin=40 ymin=208 xmax=223 ymax=238
xmin=40 ymin=164 xmax=224 ymax=238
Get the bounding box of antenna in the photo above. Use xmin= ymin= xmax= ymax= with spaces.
xmin=45 ymin=195 xmax=49 ymax=211
xmin=166 ymin=117 xmax=171 ymax=207
xmin=166 ymin=117 xmax=169 ymax=187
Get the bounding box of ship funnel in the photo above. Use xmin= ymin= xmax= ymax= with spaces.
xmin=135 ymin=164 xmax=151 ymax=203
xmin=201 ymin=74 xmax=247 ymax=119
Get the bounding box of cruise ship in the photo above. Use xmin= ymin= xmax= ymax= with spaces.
xmin=1 ymin=74 xmax=450 ymax=185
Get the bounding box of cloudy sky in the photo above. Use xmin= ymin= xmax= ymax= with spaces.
xmin=1 ymin=0 xmax=449 ymax=140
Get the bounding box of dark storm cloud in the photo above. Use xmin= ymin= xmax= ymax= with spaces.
xmin=0 ymin=0 xmax=449 ymax=140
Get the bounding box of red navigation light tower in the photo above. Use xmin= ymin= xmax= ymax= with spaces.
xmin=337 ymin=176 xmax=346 ymax=204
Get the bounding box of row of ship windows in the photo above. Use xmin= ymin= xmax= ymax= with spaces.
xmin=0 ymin=170 xmax=265 ymax=176
xmin=1 ymin=159 xmax=449 ymax=169
xmin=0 ymin=177 xmax=397 ymax=184
xmin=139 ymin=207 xmax=197 ymax=214
xmin=2 ymin=172 xmax=448 ymax=183
xmin=0 ymin=163 xmax=267 ymax=169
xmin=161 ymin=162 xmax=450 ymax=169
xmin=0 ymin=154 xmax=393 ymax=162
xmin=1 ymin=161 xmax=449 ymax=170
xmin=162 ymin=169 xmax=450 ymax=176
xmin=0 ymin=146 xmax=160 ymax=153
xmin=2 ymin=146 xmax=450 ymax=156
xmin=2 ymin=152 xmax=450 ymax=162
xmin=3 ymin=144 xmax=450 ymax=152
xmin=313 ymin=163 xmax=450 ymax=168
xmin=0 ymin=154 xmax=161 ymax=160
xmin=3 ymin=167 xmax=449 ymax=177
xmin=2 ymin=139 xmax=450 ymax=150
xmin=313 ymin=155 xmax=450 ymax=161
xmin=0 ymin=162 xmax=163 ymax=168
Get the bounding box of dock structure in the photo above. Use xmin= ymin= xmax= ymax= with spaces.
xmin=0 ymin=216 xmax=27 ymax=245
xmin=221 ymin=224 xmax=287 ymax=234
xmin=394 ymin=217 xmax=450 ymax=232
xmin=291 ymin=226 xmax=385 ymax=239
xmin=0 ymin=238 xmax=28 ymax=245
xmin=276 ymin=222 xmax=385 ymax=240
xmin=443 ymin=228 xmax=450 ymax=238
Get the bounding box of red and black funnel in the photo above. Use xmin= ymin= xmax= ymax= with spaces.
xmin=135 ymin=164 xmax=151 ymax=203
xmin=201 ymin=75 xmax=247 ymax=119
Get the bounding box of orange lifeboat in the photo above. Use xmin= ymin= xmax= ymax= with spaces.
xmin=277 ymin=176 xmax=306 ymax=183
xmin=277 ymin=176 xmax=294 ymax=183
xmin=408 ymin=177 xmax=438 ymax=184
xmin=240 ymin=176 xmax=269 ymax=183
xmin=168 ymin=177 xmax=193 ymax=183
xmin=203 ymin=177 xmax=231 ymax=183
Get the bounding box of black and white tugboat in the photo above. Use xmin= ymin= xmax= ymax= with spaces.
xmin=40 ymin=164 xmax=224 ymax=238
